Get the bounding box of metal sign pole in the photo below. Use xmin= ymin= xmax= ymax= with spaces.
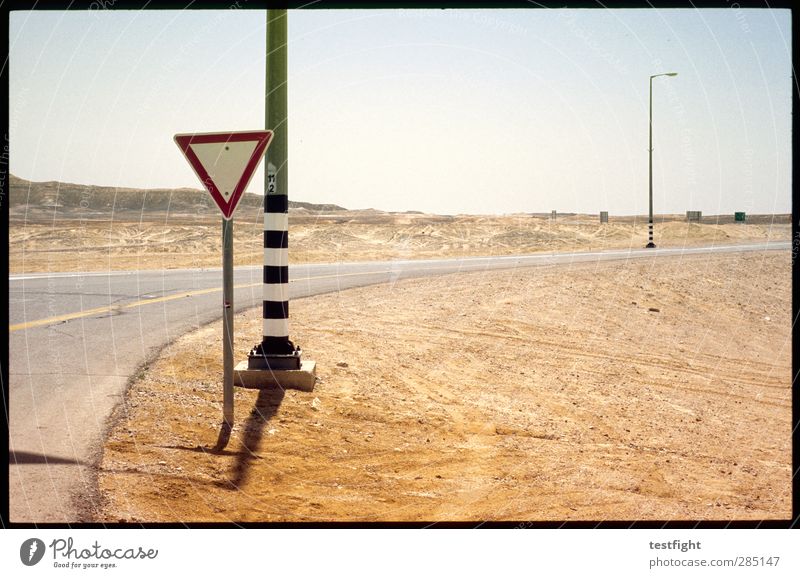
xmin=219 ymin=217 xmax=234 ymax=445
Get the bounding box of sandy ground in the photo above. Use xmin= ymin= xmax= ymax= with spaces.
xmin=98 ymin=250 xmax=791 ymax=522
xmin=9 ymin=212 xmax=790 ymax=273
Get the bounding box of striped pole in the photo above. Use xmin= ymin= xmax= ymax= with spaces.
xmin=646 ymin=72 xmax=676 ymax=249
xmin=247 ymin=8 xmax=301 ymax=371
xmin=263 ymin=163 xmax=289 ymax=348
xmin=646 ymin=74 xmax=656 ymax=248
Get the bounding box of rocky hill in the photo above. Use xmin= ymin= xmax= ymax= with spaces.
xmin=7 ymin=174 xmax=346 ymax=220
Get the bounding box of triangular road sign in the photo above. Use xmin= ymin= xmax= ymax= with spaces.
xmin=174 ymin=130 xmax=273 ymax=219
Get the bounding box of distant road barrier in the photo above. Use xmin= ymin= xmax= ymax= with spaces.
xmin=686 ymin=210 xmax=702 ymax=222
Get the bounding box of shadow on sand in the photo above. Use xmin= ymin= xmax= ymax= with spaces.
xmin=9 ymin=450 xmax=90 ymax=466
xmin=220 ymin=388 xmax=286 ymax=490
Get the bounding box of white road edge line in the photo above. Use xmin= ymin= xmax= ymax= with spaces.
xmin=8 ymin=241 xmax=790 ymax=281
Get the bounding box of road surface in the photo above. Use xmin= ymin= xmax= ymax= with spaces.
xmin=7 ymin=241 xmax=789 ymax=522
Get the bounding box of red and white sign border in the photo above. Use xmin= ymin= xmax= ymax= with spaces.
xmin=174 ymin=130 xmax=273 ymax=219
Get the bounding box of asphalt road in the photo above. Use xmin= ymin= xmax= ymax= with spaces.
xmin=7 ymin=241 xmax=789 ymax=522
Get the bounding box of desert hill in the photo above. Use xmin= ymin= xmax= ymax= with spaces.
xmin=7 ymin=174 xmax=791 ymax=274
xmin=7 ymin=174 xmax=346 ymax=220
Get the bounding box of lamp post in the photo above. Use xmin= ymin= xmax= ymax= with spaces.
xmin=646 ymin=72 xmax=677 ymax=249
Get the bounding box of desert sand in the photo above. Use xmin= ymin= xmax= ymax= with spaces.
xmin=98 ymin=250 xmax=791 ymax=522
xmin=9 ymin=211 xmax=791 ymax=274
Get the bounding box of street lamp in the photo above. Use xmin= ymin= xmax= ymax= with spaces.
xmin=646 ymin=72 xmax=678 ymax=249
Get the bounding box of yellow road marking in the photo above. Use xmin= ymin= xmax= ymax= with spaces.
xmin=8 ymin=268 xmax=408 ymax=333
xmin=10 ymin=303 xmax=128 ymax=332
xmin=10 ymin=282 xmax=257 ymax=332
xmin=10 ymin=244 xmax=787 ymax=333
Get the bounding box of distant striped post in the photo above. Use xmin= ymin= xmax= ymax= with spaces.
xmin=646 ymin=72 xmax=676 ymax=249
xmin=247 ymin=8 xmax=301 ymax=371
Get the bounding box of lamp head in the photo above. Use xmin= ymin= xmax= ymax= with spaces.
xmin=666 ymin=72 xmax=678 ymax=76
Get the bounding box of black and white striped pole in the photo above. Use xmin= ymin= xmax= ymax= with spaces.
xmin=646 ymin=71 xmax=678 ymax=249
xmin=246 ymin=8 xmax=302 ymax=372
xmin=246 ymin=162 xmax=301 ymax=370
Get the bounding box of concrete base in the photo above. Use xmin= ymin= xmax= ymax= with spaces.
xmin=234 ymin=360 xmax=316 ymax=392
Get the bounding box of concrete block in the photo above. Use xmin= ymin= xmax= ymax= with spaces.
xmin=234 ymin=360 xmax=316 ymax=392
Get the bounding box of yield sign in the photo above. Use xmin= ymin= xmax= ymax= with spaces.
xmin=174 ymin=130 xmax=273 ymax=219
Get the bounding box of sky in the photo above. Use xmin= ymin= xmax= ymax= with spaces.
xmin=8 ymin=8 xmax=793 ymax=215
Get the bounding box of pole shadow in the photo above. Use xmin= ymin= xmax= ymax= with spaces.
xmin=224 ymin=388 xmax=286 ymax=490
xmin=8 ymin=450 xmax=90 ymax=466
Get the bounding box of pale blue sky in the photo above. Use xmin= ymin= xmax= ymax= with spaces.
xmin=9 ymin=8 xmax=792 ymax=215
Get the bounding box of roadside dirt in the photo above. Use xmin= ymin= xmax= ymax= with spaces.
xmin=98 ymin=250 xmax=791 ymax=522
xmin=9 ymin=212 xmax=790 ymax=273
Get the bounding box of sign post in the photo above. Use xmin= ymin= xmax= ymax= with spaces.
xmin=222 ymin=217 xmax=234 ymax=441
xmin=174 ymin=130 xmax=273 ymax=447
